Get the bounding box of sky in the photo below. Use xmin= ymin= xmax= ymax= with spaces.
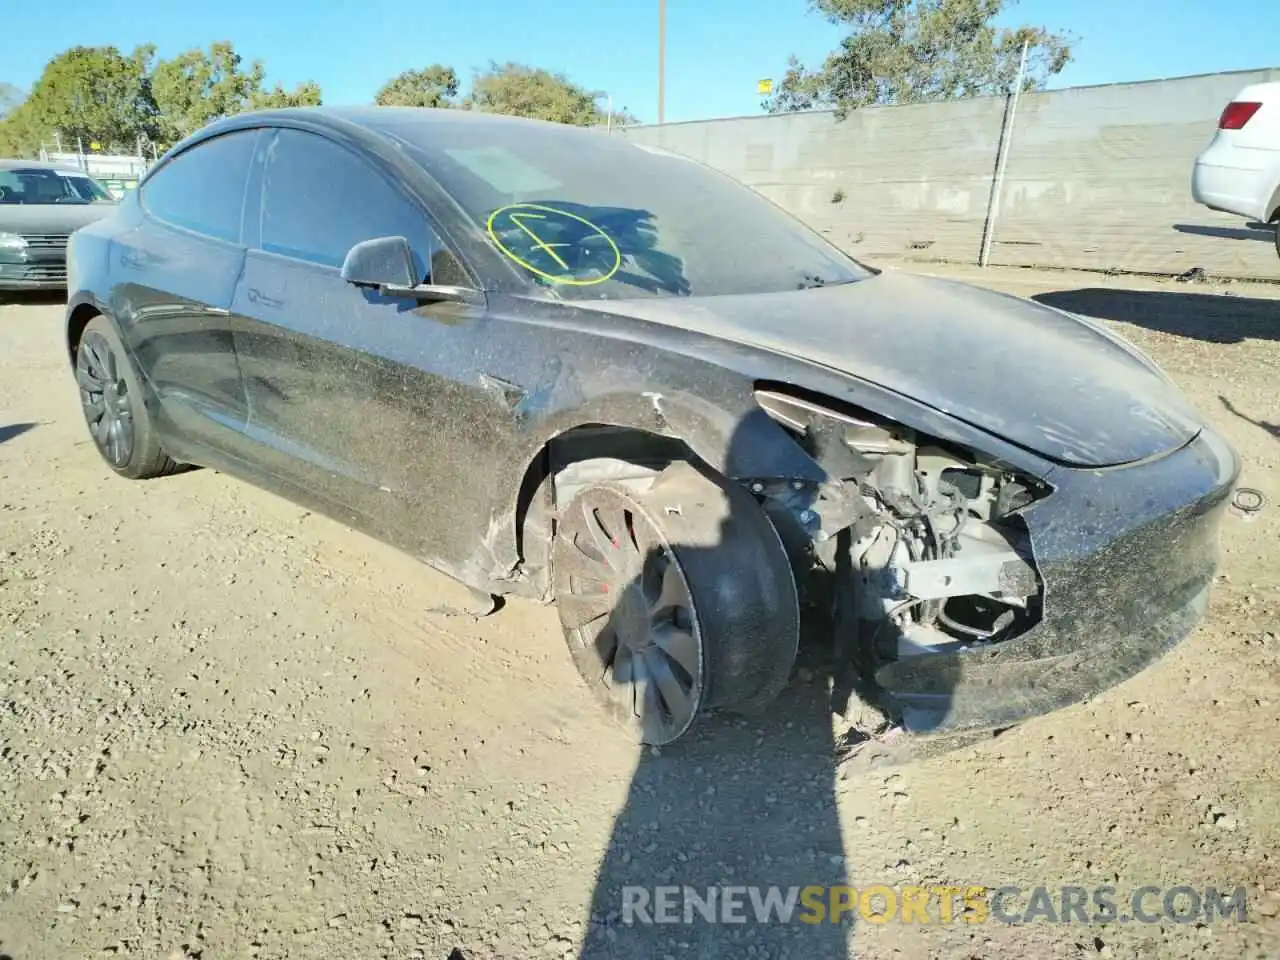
xmin=1 ymin=0 xmax=1278 ymax=124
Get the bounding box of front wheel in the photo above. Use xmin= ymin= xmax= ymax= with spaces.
xmin=552 ymin=462 xmax=799 ymax=745
xmin=75 ymin=314 xmax=181 ymax=479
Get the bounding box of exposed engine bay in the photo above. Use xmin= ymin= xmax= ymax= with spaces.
xmin=542 ymin=386 xmax=1050 ymax=728
xmin=751 ymin=388 xmax=1045 ymax=669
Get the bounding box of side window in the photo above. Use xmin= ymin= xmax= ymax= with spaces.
xmin=258 ymin=128 xmax=468 ymax=284
xmin=140 ymin=131 xmax=257 ymax=243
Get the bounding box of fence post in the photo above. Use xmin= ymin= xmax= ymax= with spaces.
xmin=979 ymin=40 xmax=1029 ymax=267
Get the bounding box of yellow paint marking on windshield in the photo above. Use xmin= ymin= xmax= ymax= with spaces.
xmin=508 ymin=212 xmax=570 ymax=270
xmin=485 ymin=202 xmax=621 ymax=286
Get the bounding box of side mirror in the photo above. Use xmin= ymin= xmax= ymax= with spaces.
xmin=340 ymin=236 xmax=417 ymax=289
xmin=340 ymin=236 xmax=483 ymax=306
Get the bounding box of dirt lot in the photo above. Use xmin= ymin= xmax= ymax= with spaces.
xmin=1 ymin=264 xmax=1278 ymax=960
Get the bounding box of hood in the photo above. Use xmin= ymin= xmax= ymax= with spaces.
xmin=573 ymin=271 xmax=1201 ymax=468
xmin=0 ymin=203 xmax=118 ymax=235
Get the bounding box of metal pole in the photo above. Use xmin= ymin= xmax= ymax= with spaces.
xmin=657 ymin=0 xmax=666 ymax=124
xmin=607 ymin=94 xmax=613 ymax=133
xmin=979 ymin=39 xmax=1029 ymax=268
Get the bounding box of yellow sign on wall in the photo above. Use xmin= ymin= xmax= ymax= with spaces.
xmin=757 ymin=79 xmax=773 ymax=95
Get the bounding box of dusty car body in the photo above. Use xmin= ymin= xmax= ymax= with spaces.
xmin=65 ymin=107 xmax=1239 ymax=745
xmin=0 ymin=159 xmax=117 ymax=290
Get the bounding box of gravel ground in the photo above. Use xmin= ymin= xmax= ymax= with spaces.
xmin=0 ymin=263 xmax=1277 ymax=960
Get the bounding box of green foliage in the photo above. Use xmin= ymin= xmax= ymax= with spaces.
xmin=374 ymin=66 xmax=459 ymax=108
xmin=151 ymin=42 xmax=322 ymax=143
xmin=0 ymin=41 xmax=323 ymax=157
xmin=0 ymin=104 xmax=38 ymax=157
xmin=767 ymin=0 xmax=1073 ymax=116
xmin=9 ymin=46 xmax=157 ymax=153
xmin=251 ymin=80 xmax=323 ymax=110
xmin=370 ymin=60 xmax=635 ymax=126
xmin=0 ymin=82 xmax=23 ymax=120
xmin=0 ymin=38 xmax=634 ymax=161
xmin=462 ymin=62 xmax=619 ymax=127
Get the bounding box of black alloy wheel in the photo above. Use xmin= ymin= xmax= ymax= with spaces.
xmin=77 ymin=330 xmax=135 ymax=469
xmin=554 ymin=483 xmax=704 ymax=745
xmin=552 ymin=462 xmax=800 ymax=746
xmin=74 ymin=314 xmax=180 ymax=479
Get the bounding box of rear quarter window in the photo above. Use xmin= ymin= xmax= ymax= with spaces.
xmin=140 ymin=131 xmax=258 ymax=243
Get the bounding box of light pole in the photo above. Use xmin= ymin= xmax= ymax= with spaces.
xmin=591 ymin=90 xmax=614 ymax=132
xmin=658 ymin=0 xmax=666 ymax=125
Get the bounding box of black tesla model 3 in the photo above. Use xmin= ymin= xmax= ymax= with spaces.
xmin=65 ymin=107 xmax=1239 ymax=746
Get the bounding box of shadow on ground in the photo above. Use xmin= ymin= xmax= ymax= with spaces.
xmin=1033 ymin=288 xmax=1280 ymax=344
xmin=1173 ymin=222 xmax=1277 ymax=244
xmin=0 ymin=423 xmax=37 ymax=445
xmin=577 ymin=618 xmax=854 ymax=957
xmin=0 ymin=290 xmax=66 ymax=308
xmin=1220 ymin=395 xmax=1280 ymax=442
xmin=557 ymin=414 xmax=967 ymax=958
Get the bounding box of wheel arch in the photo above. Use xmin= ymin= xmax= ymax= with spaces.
xmin=65 ymin=294 xmax=113 ymax=368
xmin=505 ymin=391 xmax=828 ymax=597
xmin=1262 ymin=172 xmax=1280 ymax=222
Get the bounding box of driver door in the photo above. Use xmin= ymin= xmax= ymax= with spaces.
xmin=230 ymin=127 xmax=489 ymax=553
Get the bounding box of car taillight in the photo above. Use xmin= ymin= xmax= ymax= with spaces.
xmin=1219 ymin=101 xmax=1262 ymax=130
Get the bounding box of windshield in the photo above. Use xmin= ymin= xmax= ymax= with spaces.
xmin=377 ymin=117 xmax=870 ymax=300
xmin=0 ymin=168 xmax=116 ymax=205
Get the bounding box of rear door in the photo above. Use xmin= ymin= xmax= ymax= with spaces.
xmin=113 ymin=129 xmax=262 ymax=462
xmin=230 ymin=126 xmax=492 ymax=556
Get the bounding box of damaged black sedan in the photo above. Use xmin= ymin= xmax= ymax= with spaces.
xmin=65 ymin=107 xmax=1239 ymax=746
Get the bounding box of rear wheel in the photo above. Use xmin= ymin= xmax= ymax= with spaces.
xmin=552 ymin=462 xmax=799 ymax=745
xmin=76 ymin=314 xmax=181 ymax=479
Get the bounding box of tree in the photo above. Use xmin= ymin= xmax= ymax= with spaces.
xmin=150 ymin=42 xmax=322 ymax=144
xmin=0 ymin=83 xmax=28 ymax=154
xmin=767 ymin=0 xmax=1073 ymax=117
xmin=0 ymin=105 xmax=38 ymax=157
xmin=375 ymin=66 xmax=459 ymax=108
xmin=252 ymin=80 xmax=323 ymax=110
xmin=11 ymin=46 xmax=157 ymax=152
xmin=0 ymin=83 xmax=23 ymax=120
xmin=462 ymin=62 xmax=614 ymax=126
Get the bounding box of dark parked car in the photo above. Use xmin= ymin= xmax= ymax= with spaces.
xmin=65 ymin=107 xmax=1239 ymax=746
xmin=0 ymin=159 xmax=117 ymax=290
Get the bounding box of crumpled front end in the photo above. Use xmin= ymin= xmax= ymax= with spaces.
xmin=735 ymin=381 xmax=1239 ymax=739
xmin=874 ymin=424 xmax=1239 ymax=734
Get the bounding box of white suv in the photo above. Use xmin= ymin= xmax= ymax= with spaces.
xmin=1192 ymin=81 xmax=1280 ymax=258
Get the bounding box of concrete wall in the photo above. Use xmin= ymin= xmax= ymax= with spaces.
xmin=620 ymin=69 xmax=1280 ymax=282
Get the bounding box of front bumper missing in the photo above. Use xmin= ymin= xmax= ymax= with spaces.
xmin=874 ymin=425 xmax=1239 ymax=734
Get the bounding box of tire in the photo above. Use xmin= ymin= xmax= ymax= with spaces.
xmin=552 ymin=461 xmax=799 ymax=745
xmin=1274 ymin=220 xmax=1279 ymax=260
xmin=75 ymin=314 xmax=181 ymax=479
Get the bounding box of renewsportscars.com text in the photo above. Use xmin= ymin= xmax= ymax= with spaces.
xmin=621 ymin=884 xmax=1249 ymax=925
